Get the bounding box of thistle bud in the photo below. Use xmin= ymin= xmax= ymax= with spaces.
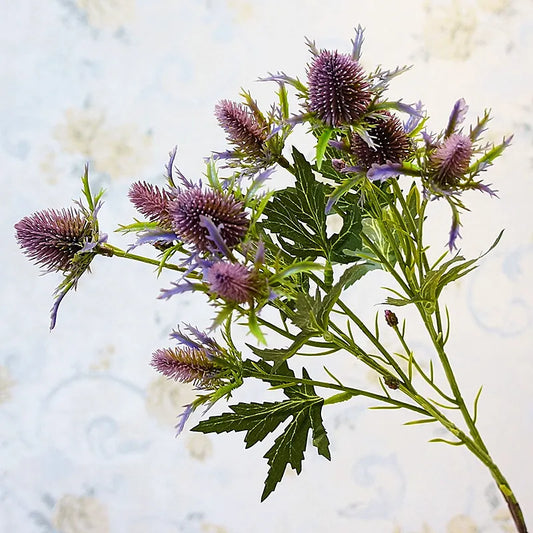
xmin=151 ymin=346 xmax=221 ymax=389
xmin=384 ymin=374 xmax=400 ymax=390
xmin=384 ymin=309 xmax=398 ymax=327
xmin=128 ymin=181 xmax=174 ymax=228
xmin=215 ymin=100 xmax=267 ymax=157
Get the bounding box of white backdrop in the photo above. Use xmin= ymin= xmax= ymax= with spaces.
xmin=2 ymin=1 xmax=532 ymax=532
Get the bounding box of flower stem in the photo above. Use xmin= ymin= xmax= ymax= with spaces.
xmin=99 ymin=243 xmax=186 ymax=273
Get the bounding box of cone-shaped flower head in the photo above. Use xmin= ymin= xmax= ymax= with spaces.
xmin=169 ymin=187 xmax=249 ymax=252
xmin=15 ymin=208 xmax=93 ymax=273
xmin=151 ymin=326 xmax=228 ymax=389
xmin=307 ymin=50 xmax=371 ymax=126
xmin=350 ymin=112 xmax=412 ymax=169
xmin=151 ymin=346 xmax=221 ymax=388
xmin=430 ymin=133 xmax=473 ymax=187
xmin=206 ymin=261 xmax=259 ymax=304
xmin=215 ymin=100 xmax=267 ymax=157
xmin=128 ymin=181 xmax=174 ymax=228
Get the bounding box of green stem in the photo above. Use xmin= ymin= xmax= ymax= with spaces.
xmin=245 ymin=370 xmax=430 ymax=416
xmin=100 ymin=243 xmax=186 ymax=273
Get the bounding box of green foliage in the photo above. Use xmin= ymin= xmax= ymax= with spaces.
xmin=192 ymin=364 xmax=330 ymax=500
xmin=261 ymin=148 xmax=362 ymax=264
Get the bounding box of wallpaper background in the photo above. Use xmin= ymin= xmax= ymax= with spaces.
xmin=2 ymin=1 xmax=532 ymax=532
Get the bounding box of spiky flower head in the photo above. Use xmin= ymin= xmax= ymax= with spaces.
xmin=430 ymin=133 xmax=473 ymax=188
xmin=207 ymin=261 xmax=260 ymax=304
xmin=151 ymin=326 xmax=230 ymax=389
xmin=307 ymin=50 xmax=371 ymax=126
xmin=151 ymin=346 xmax=222 ymax=388
xmin=15 ymin=208 xmax=93 ymax=273
xmin=169 ymin=187 xmax=249 ymax=252
xmin=215 ymin=100 xmax=267 ymax=157
xmin=350 ymin=112 xmax=412 ymax=170
xmin=128 ymin=181 xmax=174 ymax=228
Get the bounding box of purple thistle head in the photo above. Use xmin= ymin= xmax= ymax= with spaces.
xmin=128 ymin=181 xmax=174 ymax=228
xmin=307 ymin=50 xmax=371 ymax=126
xmin=350 ymin=112 xmax=412 ymax=170
xmin=215 ymin=100 xmax=267 ymax=157
xmin=169 ymin=186 xmax=249 ymax=252
xmin=15 ymin=208 xmax=93 ymax=273
xmin=206 ymin=261 xmax=260 ymax=304
xmin=151 ymin=346 xmax=222 ymax=389
xmin=430 ymin=133 xmax=473 ymax=187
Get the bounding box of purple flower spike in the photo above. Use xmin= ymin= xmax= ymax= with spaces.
xmin=367 ymin=162 xmax=405 ymax=182
xmin=308 ymin=50 xmax=371 ymax=126
xmin=129 ymin=181 xmax=174 ymax=228
xmin=448 ymin=215 xmax=462 ymax=252
xmin=15 ymin=208 xmax=93 ymax=273
xmin=175 ymin=404 xmax=194 ymax=436
xmin=445 ymin=98 xmax=469 ymax=138
xmin=151 ymin=346 xmax=221 ymax=388
xmin=169 ymin=187 xmax=249 ymax=253
xmin=199 ymin=215 xmax=232 ymax=258
xmin=206 ymin=261 xmax=259 ymax=304
xmin=215 ymin=100 xmax=267 ymax=157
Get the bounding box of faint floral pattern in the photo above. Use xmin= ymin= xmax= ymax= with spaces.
xmin=75 ymin=0 xmax=136 ymax=30
xmin=423 ymin=0 xmax=478 ymax=60
xmin=201 ymin=523 xmax=228 ymax=533
xmin=493 ymin=506 xmax=514 ymax=532
xmin=54 ymin=106 xmax=153 ymax=179
xmin=0 ymin=365 xmax=15 ymax=404
xmin=185 ymin=432 xmax=213 ymax=461
xmin=468 ymin=247 xmax=533 ymax=336
xmin=446 ymin=514 xmax=478 ymax=533
xmin=477 ymin=0 xmax=511 ymax=12
xmin=145 ymin=375 xmax=197 ymax=426
xmin=52 ymin=494 xmax=109 ymax=533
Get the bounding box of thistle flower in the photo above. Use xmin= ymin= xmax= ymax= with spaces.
xmin=430 ymin=133 xmax=473 ymax=188
xmin=152 ymin=326 xmax=230 ymax=389
xmin=307 ymin=50 xmax=371 ymax=126
xmin=151 ymin=346 xmax=222 ymax=388
xmin=169 ymin=187 xmax=249 ymax=252
xmin=15 ymin=208 xmax=93 ymax=272
xmin=215 ymin=100 xmax=267 ymax=157
xmin=128 ymin=181 xmax=174 ymax=228
xmin=206 ymin=261 xmax=260 ymax=304
xmin=350 ymin=112 xmax=412 ymax=170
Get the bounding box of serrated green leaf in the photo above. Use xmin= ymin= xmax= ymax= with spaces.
xmin=261 ymin=148 xmax=362 ymax=264
xmin=193 ymin=364 xmax=329 ymax=502
xmin=261 ymin=148 xmax=328 ymax=259
xmin=261 ymin=406 xmax=311 ymax=501
xmin=309 ymin=401 xmax=330 ymax=459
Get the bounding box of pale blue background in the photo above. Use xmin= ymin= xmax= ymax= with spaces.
xmin=2 ymin=1 xmax=532 ymax=532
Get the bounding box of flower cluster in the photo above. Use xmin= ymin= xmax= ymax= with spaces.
xmin=14 ymin=28 xmax=524 ymax=528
